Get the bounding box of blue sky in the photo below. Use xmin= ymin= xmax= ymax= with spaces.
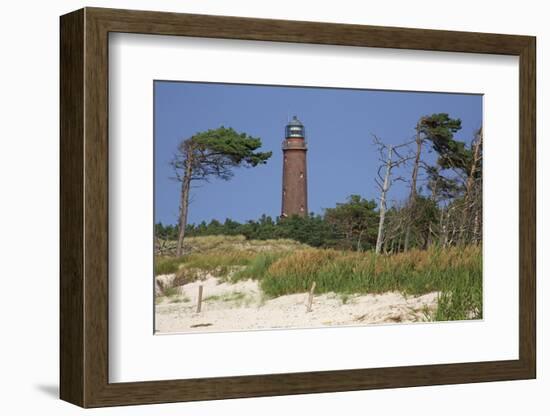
xmin=154 ymin=81 xmax=482 ymax=226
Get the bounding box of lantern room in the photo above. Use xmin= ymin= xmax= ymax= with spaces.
xmin=285 ymin=116 xmax=305 ymax=138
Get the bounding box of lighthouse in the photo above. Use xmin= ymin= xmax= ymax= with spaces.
xmin=281 ymin=116 xmax=308 ymax=217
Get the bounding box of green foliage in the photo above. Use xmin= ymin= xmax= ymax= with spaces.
xmin=419 ymin=113 xmax=469 ymax=172
xmin=174 ymin=127 xmax=273 ymax=182
xmin=155 ymin=222 xmax=178 ymax=240
xmin=157 ymin=192 xmax=442 ymax=253
xmin=161 ymin=194 xmax=379 ymax=251
xmin=425 ymin=165 xmax=461 ymax=200
xmin=401 ymin=195 xmax=440 ymax=250
xmin=271 ymin=214 xmax=337 ymax=247
xmin=324 ymin=195 xmax=378 ymax=250
xmin=193 ymin=127 xmax=272 ymax=166
xmin=176 ymin=214 xmax=335 ymax=248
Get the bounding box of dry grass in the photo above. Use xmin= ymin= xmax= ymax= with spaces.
xmin=256 ymin=245 xmax=482 ymax=321
xmin=157 ymin=235 xmax=305 ymax=257
xmin=155 ymin=235 xmax=482 ymax=322
xmin=155 ymin=235 xmax=307 ymax=285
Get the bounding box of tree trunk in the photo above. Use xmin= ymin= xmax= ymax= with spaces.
xmin=397 ymin=234 xmax=403 ymax=253
xmin=356 ymin=229 xmax=364 ymax=252
xmin=473 ymin=130 xmax=483 ymax=245
xmin=376 ymin=145 xmax=393 ymax=254
xmin=426 ymin=165 xmax=441 ymax=248
xmin=404 ymin=123 xmax=422 ymax=251
xmin=439 ymin=207 xmax=447 ymax=247
xmin=473 ymin=205 xmax=481 ymax=244
xmin=176 ymin=158 xmax=193 ymax=257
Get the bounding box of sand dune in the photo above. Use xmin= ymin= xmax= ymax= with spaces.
xmin=155 ymin=275 xmax=439 ymax=334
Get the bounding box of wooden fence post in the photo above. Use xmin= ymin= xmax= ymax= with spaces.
xmin=196 ymin=285 xmax=203 ymax=313
xmin=306 ymin=281 xmax=316 ymax=313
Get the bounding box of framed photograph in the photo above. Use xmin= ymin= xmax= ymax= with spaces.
xmin=60 ymin=7 xmax=536 ymax=407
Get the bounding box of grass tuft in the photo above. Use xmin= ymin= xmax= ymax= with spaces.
xmin=246 ymin=245 xmax=482 ymax=321
xmin=155 ymin=256 xmax=186 ymax=276
xmin=232 ymin=252 xmax=288 ymax=281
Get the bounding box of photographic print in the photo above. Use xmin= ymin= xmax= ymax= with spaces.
xmin=153 ymin=81 xmax=483 ymax=334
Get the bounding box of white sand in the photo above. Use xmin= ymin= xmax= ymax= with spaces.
xmin=155 ymin=275 xmax=439 ymax=333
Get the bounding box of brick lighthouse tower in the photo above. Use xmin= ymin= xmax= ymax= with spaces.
xmin=281 ymin=116 xmax=308 ymax=217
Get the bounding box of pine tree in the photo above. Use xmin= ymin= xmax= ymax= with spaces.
xmin=171 ymin=127 xmax=272 ymax=256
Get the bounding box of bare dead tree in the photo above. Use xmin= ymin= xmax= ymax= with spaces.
xmin=376 ymin=144 xmax=393 ymax=254
xmin=372 ymin=135 xmax=415 ymax=254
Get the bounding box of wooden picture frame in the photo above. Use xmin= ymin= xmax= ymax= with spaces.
xmin=60 ymin=7 xmax=536 ymax=408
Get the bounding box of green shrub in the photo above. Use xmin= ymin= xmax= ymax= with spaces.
xmin=154 ymin=256 xmax=186 ymax=276
xmin=162 ymin=286 xmax=179 ymax=297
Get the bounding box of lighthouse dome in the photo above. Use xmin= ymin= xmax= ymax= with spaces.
xmin=285 ymin=115 xmax=305 ymax=138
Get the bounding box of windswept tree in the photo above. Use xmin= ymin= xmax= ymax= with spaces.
xmin=404 ymin=113 xmax=462 ymax=250
xmin=172 ymin=127 xmax=272 ymax=256
xmin=421 ymin=117 xmax=482 ymax=246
